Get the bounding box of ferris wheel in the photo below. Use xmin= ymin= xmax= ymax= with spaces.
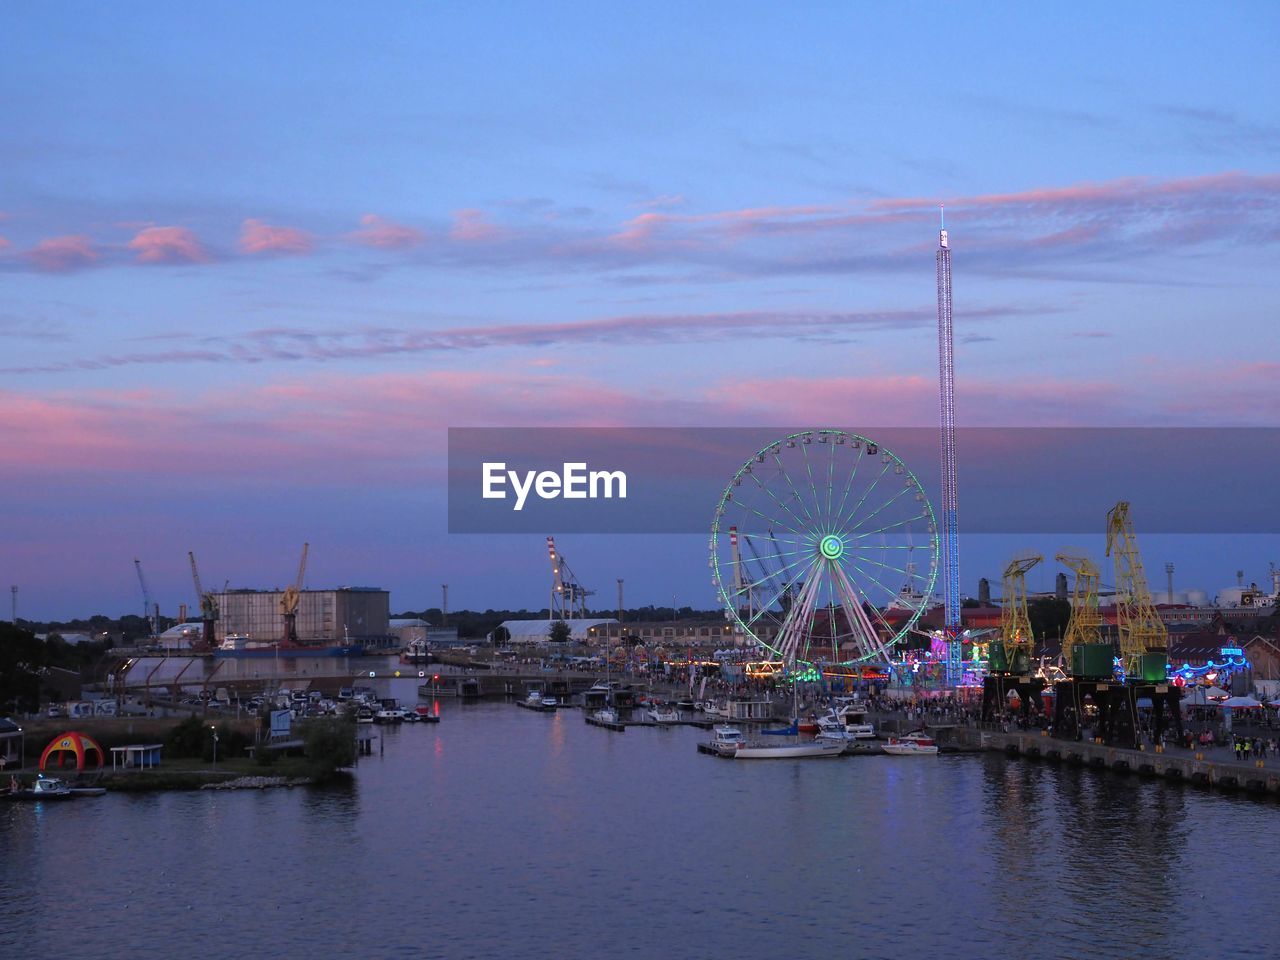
xmin=710 ymin=430 xmax=939 ymax=668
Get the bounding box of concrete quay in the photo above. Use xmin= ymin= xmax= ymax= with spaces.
xmin=944 ymin=725 xmax=1280 ymax=797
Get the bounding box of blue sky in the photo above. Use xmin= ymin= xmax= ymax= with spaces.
xmin=2 ymin=3 xmax=1278 ymax=617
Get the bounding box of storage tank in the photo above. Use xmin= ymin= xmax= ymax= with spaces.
xmin=1217 ymin=587 xmax=1247 ymax=608
xmin=1185 ymin=589 xmax=1209 ymax=607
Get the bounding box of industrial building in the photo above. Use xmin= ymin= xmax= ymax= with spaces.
xmin=214 ymin=587 xmax=390 ymax=644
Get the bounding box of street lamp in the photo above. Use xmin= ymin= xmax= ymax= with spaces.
xmin=210 ymin=726 xmax=219 ymax=770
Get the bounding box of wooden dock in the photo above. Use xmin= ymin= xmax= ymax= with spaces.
xmin=946 ymin=726 xmax=1280 ymax=796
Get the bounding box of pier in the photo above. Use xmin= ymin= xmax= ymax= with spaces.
xmin=944 ymin=725 xmax=1280 ymax=796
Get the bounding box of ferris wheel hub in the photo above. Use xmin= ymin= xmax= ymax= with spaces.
xmin=819 ymin=534 xmax=845 ymax=560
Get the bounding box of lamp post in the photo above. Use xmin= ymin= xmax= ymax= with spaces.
xmin=210 ymin=726 xmax=219 ymax=770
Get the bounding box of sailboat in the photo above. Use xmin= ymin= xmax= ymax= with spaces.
xmin=707 ymin=664 xmax=843 ymax=759
xmin=593 ymin=634 xmax=619 ymax=724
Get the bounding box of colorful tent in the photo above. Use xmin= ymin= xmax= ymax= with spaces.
xmin=39 ymin=731 xmax=105 ymax=771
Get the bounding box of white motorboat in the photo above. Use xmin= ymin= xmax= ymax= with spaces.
xmin=541 ymin=696 xmax=559 ymax=708
xmin=706 ymin=725 xmax=844 ymax=759
xmin=882 ymin=731 xmax=939 ymax=756
xmin=6 ymin=775 xmax=104 ymax=800
xmin=647 ymin=704 xmax=680 ymax=724
xmin=594 ymin=706 xmax=619 ymax=724
xmin=525 ymin=690 xmax=543 ymax=705
xmin=700 ymin=701 xmax=724 ymax=718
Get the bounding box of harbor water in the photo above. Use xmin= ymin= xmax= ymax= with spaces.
xmin=2 ymin=690 xmax=1277 ymax=960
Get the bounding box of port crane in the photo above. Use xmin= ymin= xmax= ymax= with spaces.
xmin=980 ymin=553 xmax=1046 ymax=723
xmin=279 ymin=542 xmax=309 ymax=645
xmin=133 ymin=559 xmax=158 ymax=638
xmin=998 ymin=554 xmax=1043 ymax=673
xmin=1055 ymin=553 xmax=1102 ymax=669
xmin=188 ymin=551 xmax=218 ymax=653
xmin=547 ymin=536 xmax=594 ymax=620
xmin=1105 ymin=501 xmax=1168 ymax=675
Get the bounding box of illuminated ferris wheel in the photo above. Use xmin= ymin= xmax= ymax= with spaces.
xmin=710 ymin=430 xmax=939 ymax=668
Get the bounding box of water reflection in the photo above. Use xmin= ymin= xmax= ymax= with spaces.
xmin=5 ymin=705 xmax=1280 ymax=959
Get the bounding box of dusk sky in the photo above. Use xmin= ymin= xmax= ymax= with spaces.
xmin=3 ymin=3 xmax=1278 ymax=619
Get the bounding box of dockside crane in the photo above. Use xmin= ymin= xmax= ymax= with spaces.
xmin=133 ymin=559 xmax=158 ymax=637
xmin=279 ymin=542 xmax=309 ymax=645
xmin=1055 ymin=553 xmax=1102 ymax=669
xmin=1105 ymin=501 xmax=1168 ymax=677
xmin=188 ymin=551 xmax=218 ymax=653
xmin=997 ymin=554 xmax=1043 ymax=674
xmin=547 ymin=536 xmax=594 ymax=620
xmin=979 ymin=553 xmax=1045 ymax=723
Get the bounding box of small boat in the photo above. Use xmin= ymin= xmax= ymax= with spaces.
xmin=647 ymin=704 xmax=680 ymax=724
xmin=6 ymin=775 xmax=104 ymax=800
xmin=700 ymin=701 xmax=724 ymax=718
xmin=882 ymin=731 xmax=939 ymax=756
xmin=373 ymin=708 xmax=403 ymax=724
xmin=355 ymin=706 xmax=375 ymax=723
xmin=675 ymin=700 xmax=696 ymax=711
xmin=594 ymin=706 xmax=619 ymax=724
xmin=705 ymin=725 xmax=844 ymax=759
xmin=816 ymin=712 xmax=876 ymax=739
xmin=412 ymin=705 xmax=440 ymax=723
xmin=795 ymin=716 xmax=821 ymax=735
xmin=525 ymin=690 xmax=544 ymax=705
xmin=541 ymin=696 xmax=559 ymax=708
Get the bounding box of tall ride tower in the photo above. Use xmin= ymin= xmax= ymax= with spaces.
xmin=936 ymin=210 xmax=962 ymax=684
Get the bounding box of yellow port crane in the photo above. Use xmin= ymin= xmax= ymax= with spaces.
xmin=998 ymin=553 xmax=1043 ymax=672
xmin=1105 ymin=501 xmax=1168 ymax=673
xmin=1055 ymin=553 xmax=1102 ymax=667
xmin=279 ymin=542 xmax=309 ymax=645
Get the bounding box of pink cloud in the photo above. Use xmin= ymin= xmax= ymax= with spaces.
xmin=127 ymin=225 xmax=211 ymax=264
xmin=0 ymin=236 xmax=10 ymax=250
xmin=23 ymin=235 xmax=100 ymax=272
xmin=350 ymin=213 xmax=425 ymax=249
xmin=239 ymin=219 xmax=313 ymax=256
xmin=449 ymin=209 xmax=506 ymax=243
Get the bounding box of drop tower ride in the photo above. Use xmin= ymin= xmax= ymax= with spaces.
xmin=936 ymin=210 xmax=962 ymax=685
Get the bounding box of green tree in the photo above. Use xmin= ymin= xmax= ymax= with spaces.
xmin=548 ymin=619 xmax=571 ymax=644
xmin=299 ymin=717 xmax=356 ymax=780
xmin=0 ymin=622 xmax=47 ymax=714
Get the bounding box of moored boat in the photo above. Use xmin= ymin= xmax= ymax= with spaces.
xmin=5 ymin=775 xmax=104 ymax=800
xmin=882 ymin=731 xmax=939 ymax=756
xmin=704 ymin=725 xmax=844 ymax=759
xmin=647 ymin=704 xmax=680 ymax=724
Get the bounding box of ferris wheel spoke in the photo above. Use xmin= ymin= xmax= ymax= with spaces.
xmin=745 ymin=552 xmax=821 ymax=622
xmin=776 ymin=560 xmax=824 ymax=665
xmin=831 ymin=440 xmax=866 ymax=536
xmin=769 ymin=447 xmax=820 ymax=529
xmin=830 ymin=458 xmax=892 ymax=538
xmin=829 ymin=558 xmax=896 ymax=662
xmin=844 ymin=551 xmax=912 ymax=581
xmin=738 ymin=549 xmax=821 ymax=593
xmin=743 ymin=471 xmax=814 ymax=539
xmin=845 ymin=482 xmax=916 ymax=536
xmin=824 ymin=438 xmax=838 ymax=529
xmin=842 ymin=553 xmax=904 ymax=601
xmin=848 ymin=511 xmax=930 ymax=541
xmin=798 ymin=438 xmax=824 ymax=531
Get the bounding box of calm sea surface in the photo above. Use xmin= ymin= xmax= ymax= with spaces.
xmin=3 ymin=685 xmax=1278 ymax=960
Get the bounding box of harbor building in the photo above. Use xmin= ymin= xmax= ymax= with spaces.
xmin=214 ymin=587 xmax=390 ymax=644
